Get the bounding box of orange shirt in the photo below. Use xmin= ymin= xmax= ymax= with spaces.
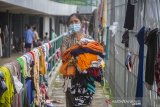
xmin=77 ymin=53 xmax=98 ymax=71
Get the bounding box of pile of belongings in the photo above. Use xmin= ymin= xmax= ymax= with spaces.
xmin=60 ymin=37 xmax=105 ymax=106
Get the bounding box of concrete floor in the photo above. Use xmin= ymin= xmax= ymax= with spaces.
xmin=50 ymin=75 xmax=110 ymax=107
xmin=0 ymin=53 xmax=22 ymax=65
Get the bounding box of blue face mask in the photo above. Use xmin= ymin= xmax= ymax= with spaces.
xmin=69 ymin=23 xmax=81 ymax=34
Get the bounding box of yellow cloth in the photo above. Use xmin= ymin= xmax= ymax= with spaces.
xmin=32 ymin=49 xmax=40 ymax=73
xmin=0 ymin=66 xmax=14 ymax=107
xmin=31 ymin=49 xmax=41 ymax=105
xmin=38 ymin=47 xmax=47 ymax=75
xmin=77 ymin=53 xmax=98 ymax=71
xmin=102 ymin=0 xmax=107 ymax=28
xmin=100 ymin=59 xmax=105 ymax=68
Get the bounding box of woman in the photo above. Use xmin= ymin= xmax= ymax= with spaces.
xmin=33 ymin=26 xmax=40 ymax=47
xmin=61 ymin=13 xmax=104 ymax=107
xmin=61 ymin=13 xmax=84 ymax=54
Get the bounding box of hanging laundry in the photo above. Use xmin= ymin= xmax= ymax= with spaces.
xmin=12 ymin=76 xmax=23 ymax=94
xmin=0 ymin=35 xmax=55 ymax=107
xmin=30 ymin=52 xmax=40 ymax=106
xmin=125 ymin=52 xmax=132 ymax=72
xmin=17 ymin=57 xmax=28 ymax=78
xmin=145 ymin=28 xmax=158 ymax=86
xmin=155 ymin=49 xmax=160 ymax=96
xmin=10 ymin=61 xmax=23 ymax=107
xmin=23 ymin=54 xmax=33 ymax=77
xmin=28 ymin=51 xmax=35 ymax=61
xmin=40 ymin=83 xmax=49 ymax=100
xmin=0 ymin=72 xmax=7 ymax=96
xmin=121 ymin=30 xmax=129 ymax=48
xmin=130 ymin=0 xmax=138 ymax=5
xmin=26 ymin=79 xmax=34 ymax=107
xmin=38 ymin=47 xmax=47 ymax=75
xmin=154 ymin=31 xmax=160 ymax=96
xmin=0 ymin=36 xmax=2 ymax=57
xmin=135 ymin=27 xmax=145 ymax=106
xmin=0 ymin=66 xmax=14 ymax=107
xmin=102 ymin=0 xmax=107 ymax=28
xmin=56 ymin=49 xmax=61 ymax=59
xmin=97 ymin=0 xmax=103 ymax=26
xmin=20 ymin=56 xmax=28 ymax=76
xmin=124 ymin=0 xmax=135 ymax=30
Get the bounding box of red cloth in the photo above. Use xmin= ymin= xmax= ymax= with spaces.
xmin=28 ymin=51 xmax=35 ymax=61
xmin=155 ymin=49 xmax=160 ymax=96
xmin=86 ymin=67 xmax=101 ymax=77
xmin=40 ymin=84 xmax=49 ymax=99
xmin=48 ymin=42 xmax=52 ymax=49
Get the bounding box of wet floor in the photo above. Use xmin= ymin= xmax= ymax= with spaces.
xmin=50 ymin=75 xmax=110 ymax=107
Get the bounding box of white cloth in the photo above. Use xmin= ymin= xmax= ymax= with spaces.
xmin=63 ymin=77 xmax=71 ymax=92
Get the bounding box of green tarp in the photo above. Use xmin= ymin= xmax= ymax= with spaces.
xmin=51 ymin=0 xmax=98 ymax=6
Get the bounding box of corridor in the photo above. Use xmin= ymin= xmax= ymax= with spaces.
xmin=49 ymin=75 xmax=108 ymax=107
xmin=1 ymin=0 xmax=160 ymax=107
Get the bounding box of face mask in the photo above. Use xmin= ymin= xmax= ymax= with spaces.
xmin=69 ymin=23 xmax=81 ymax=34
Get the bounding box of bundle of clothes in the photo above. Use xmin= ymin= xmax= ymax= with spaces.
xmin=60 ymin=37 xmax=105 ymax=106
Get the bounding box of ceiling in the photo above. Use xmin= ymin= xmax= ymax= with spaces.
xmin=0 ymin=1 xmax=45 ymax=14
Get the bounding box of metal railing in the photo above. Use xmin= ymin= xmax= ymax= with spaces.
xmin=47 ymin=35 xmax=64 ymax=81
xmin=48 ymin=35 xmax=63 ymax=70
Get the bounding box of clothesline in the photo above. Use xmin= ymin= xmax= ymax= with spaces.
xmin=0 ymin=35 xmax=62 ymax=107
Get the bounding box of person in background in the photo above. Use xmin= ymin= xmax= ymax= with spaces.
xmin=24 ymin=25 xmax=34 ymax=52
xmin=22 ymin=24 xmax=28 ymax=53
xmin=43 ymin=32 xmax=49 ymax=43
xmin=33 ymin=26 xmax=40 ymax=47
xmin=51 ymin=29 xmax=57 ymax=40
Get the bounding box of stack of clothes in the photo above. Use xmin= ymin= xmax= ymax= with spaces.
xmin=60 ymin=37 xmax=105 ymax=106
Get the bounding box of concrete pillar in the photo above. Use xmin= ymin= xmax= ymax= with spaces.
xmin=60 ymin=24 xmax=62 ymax=35
xmin=51 ymin=16 xmax=55 ymax=31
xmin=60 ymin=24 xmax=66 ymax=35
xmin=43 ymin=16 xmax=50 ymax=38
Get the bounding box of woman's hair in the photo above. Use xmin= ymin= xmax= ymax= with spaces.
xmin=33 ymin=26 xmax=36 ymax=31
xmin=67 ymin=13 xmax=82 ymax=26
